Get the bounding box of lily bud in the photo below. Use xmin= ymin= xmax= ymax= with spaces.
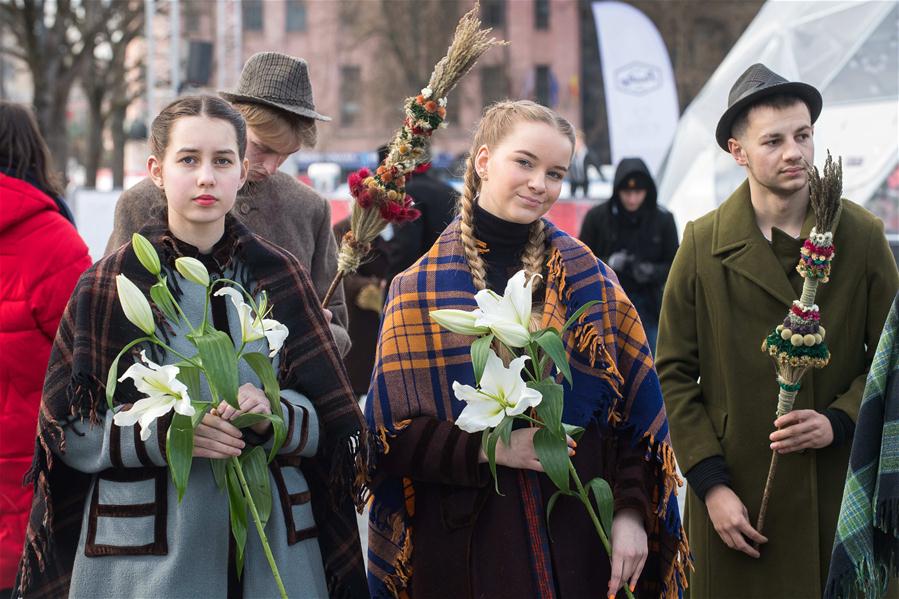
xmin=132 ymin=233 xmax=161 ymax=275
xmin=430 ymin=309 xmax=490 ymax=336
xmin=116 ymin=274 xmax=156 ymax=335
xmin=175 ymin=257 xmax=210 ymax=287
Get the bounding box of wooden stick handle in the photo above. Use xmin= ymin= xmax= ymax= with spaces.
xmin=755 ymin=450 xmax=779 ymax=544
xmin=321 ymin=271 xmax=345 ymax=309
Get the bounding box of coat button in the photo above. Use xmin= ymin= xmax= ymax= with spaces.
xmin=239 ymin=203 xmax=251 ymax=215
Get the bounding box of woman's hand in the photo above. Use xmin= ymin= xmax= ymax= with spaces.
xmin=217 ymin=383 xmax=273 ymax=435
xmin=193 ymin=412 xmax=245 ymax=459
xmin=607 ymin=508 xmax=648 ymax=598
xmin=479 ymin=427 xmax=576 ymax=471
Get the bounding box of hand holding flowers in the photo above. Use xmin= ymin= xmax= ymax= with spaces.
xmin=430 ymin=270 xmax=637 ymax=599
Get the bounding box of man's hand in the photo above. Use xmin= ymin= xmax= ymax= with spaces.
xmin=705 ymin=485 xmax=767 ymax=558
xmin=216 ymin=383 xmax=272 ymax=435
xmin=322 ymin=308 xmax=333 ymax=324
xmin=770 ymin=409 xmax=833 ymax=454
xmin=356 ymin=281 xmax=385 ymax=312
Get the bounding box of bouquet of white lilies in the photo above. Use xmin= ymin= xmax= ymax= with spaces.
xmin=108 ymin=233 xmax=290 ymax=598
xmin=431 ymin=270 xmax=635 ymax=599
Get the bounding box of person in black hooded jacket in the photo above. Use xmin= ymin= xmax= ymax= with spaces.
xmin=579 ymin=157 xmax=678 ymax=350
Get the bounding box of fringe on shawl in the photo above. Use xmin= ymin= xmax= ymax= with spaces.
xmin=549 ymin=246 xmax=691 ymax=598
xmin=18 ymin=373 xmax=101 ymax=596
xmin=823 ymin=501 xmax=899 ymax=598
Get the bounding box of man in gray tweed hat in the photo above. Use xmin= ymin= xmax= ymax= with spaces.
xmin=106 ymin=52 xmax=351 ymax=355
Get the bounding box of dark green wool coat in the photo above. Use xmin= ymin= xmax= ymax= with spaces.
xmin=656 ymin=180 xmax=898 ymax=598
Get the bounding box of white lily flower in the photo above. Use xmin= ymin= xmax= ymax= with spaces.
xmin=430 ymin=309 xmax=490 ymax=336
xmin=175 ymin=257 xmax=210 ymax=287
xmin=453 ymin=351 xmax=542 ymax=433
xmin=114 ymin=350 xmax=195 ymax=440
xmin=116 ymin=274 xmax=156 ymax=335
xmin=214 ymin=287 xmax=289 ymax=357
xmin=261 ymin=318 xmax=288 ymax=358
xmin=473 ymin=270 xmax=535 ymax=348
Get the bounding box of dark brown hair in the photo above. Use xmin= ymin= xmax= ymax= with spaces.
xmin=731 ymin=93 xmax=812 ymax=141
xmin=150 ymin=95 xmax=247 ymax=159
xmin=0 ymin=101 xmax=64 ymax=197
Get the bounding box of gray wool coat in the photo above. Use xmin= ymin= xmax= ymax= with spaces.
xmin=60 ymin=262 xmax=329 ymax=598
xmin=105 ymin=173 xmax=351 ymax=356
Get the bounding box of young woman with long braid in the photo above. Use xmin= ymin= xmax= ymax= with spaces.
xmin=365 ymin=100 xmax=689 ymax=599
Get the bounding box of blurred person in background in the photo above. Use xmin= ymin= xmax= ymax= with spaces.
xmin=579 ymin=157 xmax=678 ymax=350
xmin=567 ymin=130 xmax=601 ymax=198
xmin=0 ymin=101 xmax=91 ymax=596
xmin=105 ymin=52 xmax=350 ymax=355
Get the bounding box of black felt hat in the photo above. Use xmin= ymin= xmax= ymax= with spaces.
xmin=715 ymin=63 xmax=822 ymax=151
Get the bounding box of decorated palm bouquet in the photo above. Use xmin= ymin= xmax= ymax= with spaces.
xmin=109 ymin=234 xmax=290 ymax=598
xmin=322 ymin=4 xmax=506 ymax=307
xmin=431 ymin=271 xmax=636 ymax=599
xmin=756 ymin=152 xmax=842 ymax=536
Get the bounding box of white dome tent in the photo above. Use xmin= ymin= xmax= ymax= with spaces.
xmin=658 ymin=1 xmax=898 ymax=246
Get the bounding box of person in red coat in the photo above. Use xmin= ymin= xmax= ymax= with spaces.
xmin=0 ymin=102 xmax=91 ymax=594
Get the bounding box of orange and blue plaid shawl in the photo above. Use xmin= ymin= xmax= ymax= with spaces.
xmin=365 ymin=218 xmax=689 ymax=598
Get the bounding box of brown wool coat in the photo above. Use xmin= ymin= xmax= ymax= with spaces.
xmin=656 ymin=180 xmax=899 ymax=598
xmin=105 ymin=173 xmax=350 ymax=355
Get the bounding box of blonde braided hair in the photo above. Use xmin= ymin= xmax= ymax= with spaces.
xmin=458 ymin=100 xmax=574 ymax=292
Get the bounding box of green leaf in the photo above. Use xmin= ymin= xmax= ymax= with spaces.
xmin=534 ymin=330 xmax=572 ymax=385
xmin=497 ymin=415 xmax=513 ymax=446
xmin=529 ymin=380 xmax=565 ymax=435
xmin=586 ymin=476 xmax=614 ymax=536
xmin=194 ymin=330 xmax=239 ymax=409
xmin=190 ymin=402 xmax=211 ymax=429
xmin=545 ymin=489 xmax=570 ymax=541
xmin=242 ymin=352 xmax=286 ymax=461
xmin=211 ymin=458 xmax=227 ymax=490
xmin=471 ymin=334 xmax=494 ymax=385
xmin=105 ymin=337 xmax=155 ymax=410
xmin=231 ymin=413 xmax=273 ymax=429
xmin=533 ymin=427 xmax=570 ymax=492
xmin=177 ymin=364 xmax=203 ymax=408
xmin=226 ymin=460 xmax=248 ymax=578
xmin=562 ymin=423 xmax=586 ymax=443
xmin=485 ymin=427 xmax=502 ymax=495
xmin=149 ymin=280 xmax=180 ymax=324
xmin=166 ymin=413 xmax=195 ymax=502
xmin=561 ymin=300 xmax=601 ymax=334
xmin=238 ymin=446 xmax=273 ymax=528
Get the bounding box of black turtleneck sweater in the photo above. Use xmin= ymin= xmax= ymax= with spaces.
xmin=473 ymin=202 xmax=533 ymax=293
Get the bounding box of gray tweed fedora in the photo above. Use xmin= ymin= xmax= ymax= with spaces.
xmin=220 ymin=52 xmax=331 ymax=122
xmin=715 ymin=63 xmax=821 ymax=151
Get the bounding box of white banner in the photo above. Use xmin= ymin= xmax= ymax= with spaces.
xmin=592 ymin=1 xmax=679 ymax=177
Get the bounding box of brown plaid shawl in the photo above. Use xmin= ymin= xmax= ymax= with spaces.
xmin=365 ymin=218 xmax=689 ymax=598
xmin=16 ymin=216 xmax=369 ymax=598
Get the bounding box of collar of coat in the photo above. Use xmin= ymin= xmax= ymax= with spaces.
xmin=711 ymin=179 xmax=844 ymax=307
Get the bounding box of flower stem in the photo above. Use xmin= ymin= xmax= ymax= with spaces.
xmin=568 ymin=460 xmax=636 ymax=599
xmin=231 ymin=457 xmax=287 ymax=599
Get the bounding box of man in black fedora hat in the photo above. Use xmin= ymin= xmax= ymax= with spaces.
xmin=656 ymin=63 xmax=898 ymax=597
xmin=105 ymin=52 xmax=351 ymax=356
